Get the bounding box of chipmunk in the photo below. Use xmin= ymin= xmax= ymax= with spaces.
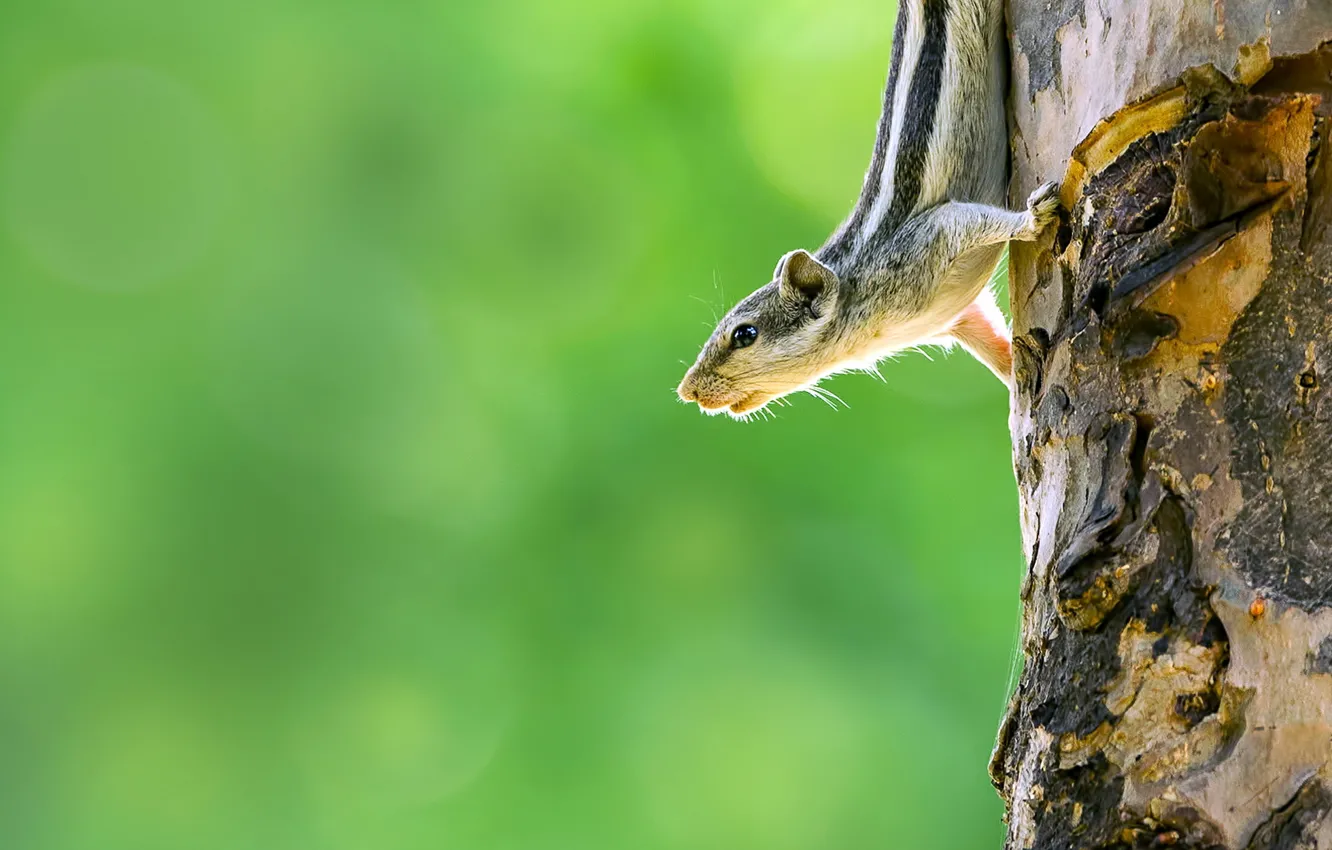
xmin=677 ymin=0 xmax=1060 ymax=418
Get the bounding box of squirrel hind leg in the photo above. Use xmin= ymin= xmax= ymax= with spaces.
xmin=947 ymin=291 xmax=1013 ymax=389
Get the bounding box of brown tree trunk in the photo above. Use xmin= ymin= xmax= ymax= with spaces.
xmin=992 ymin=3 xmax=1332 ymax=848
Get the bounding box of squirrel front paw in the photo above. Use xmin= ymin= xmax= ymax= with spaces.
xmin=1017 ymin=181 xmax=1061 ymax=240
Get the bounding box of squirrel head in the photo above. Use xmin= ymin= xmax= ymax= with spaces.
xmin=677 ymin=249 xmax=842 ymax=418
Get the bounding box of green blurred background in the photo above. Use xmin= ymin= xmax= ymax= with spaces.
xmin=0 ymin=0 xmax=1024 ymax=847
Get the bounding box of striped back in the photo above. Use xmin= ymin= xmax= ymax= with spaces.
xmin=817 ymin=0 xmax=1008 ymax=273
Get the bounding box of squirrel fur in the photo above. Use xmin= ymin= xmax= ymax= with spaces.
xmin=678 ymin=0 xmax=1060 ymax=418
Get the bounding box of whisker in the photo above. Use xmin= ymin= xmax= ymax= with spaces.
xmin=819 ymin=387 xmax=850 ymax=409
xmin=804 ymin=386 xmax=839 ymax=411
xmin=689 ymin=293 xmax=720 ymax=324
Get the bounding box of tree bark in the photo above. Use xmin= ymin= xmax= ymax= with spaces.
xmin=993 ymin=3 xmax=1332 ymax=848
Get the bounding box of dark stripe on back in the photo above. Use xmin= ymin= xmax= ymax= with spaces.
xmin=817 ymin=2 xmax=910 ymax=268
xmin=882 ymin=0 xmax=949 ymax=233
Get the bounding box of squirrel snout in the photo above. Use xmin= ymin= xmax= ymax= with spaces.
xmin=677 ymin=377 xmax=699 ymax=403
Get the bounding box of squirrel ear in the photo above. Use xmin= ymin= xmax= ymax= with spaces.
xmin=775 ymin=249 xmax=838 ymax=302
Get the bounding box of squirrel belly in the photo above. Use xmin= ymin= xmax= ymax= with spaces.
xmin=851 ymin=243 xmax=1014 ymax=388
xmin=677 ymin=0 xmax=1060 ymax=419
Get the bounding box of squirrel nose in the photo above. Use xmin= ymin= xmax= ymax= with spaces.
xmin=677 ymin=378 xmax=698 ymax=403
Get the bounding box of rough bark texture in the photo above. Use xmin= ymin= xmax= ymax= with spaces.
xmin=994 ymin=2 xmax=1332 ymax=848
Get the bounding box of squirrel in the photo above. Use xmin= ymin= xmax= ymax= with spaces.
xmin=677 ymin=0 xmax=1060 ymax=418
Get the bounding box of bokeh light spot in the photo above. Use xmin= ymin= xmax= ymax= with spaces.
xmin=3 ymin=64 xmax=225 ymax=289
xmin=295 ymin=635 xmax=516 ymax=816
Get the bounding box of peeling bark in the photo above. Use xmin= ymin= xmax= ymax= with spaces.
xmin=997 ymin=2 xmax=1332 ymax=848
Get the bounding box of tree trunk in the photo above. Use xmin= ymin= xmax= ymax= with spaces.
xmin=992 ymin=3 xmax=1332 ymax=848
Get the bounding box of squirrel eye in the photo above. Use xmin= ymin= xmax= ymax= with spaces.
xmin=731 ymin=324 xmax=759 ymax=349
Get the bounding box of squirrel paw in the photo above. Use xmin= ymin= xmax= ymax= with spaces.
xmin=1017 ymin=181 xmax=1061 ymax=240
